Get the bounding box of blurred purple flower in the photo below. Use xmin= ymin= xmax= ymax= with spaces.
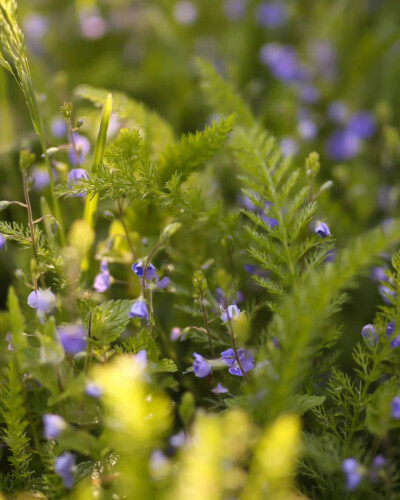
xmin=221 ymin=348 xmax=254 ymax=376
xmin=260 ymin=44 xmax=306 ymax=83
xmin=94 ymin=260 xmax=111 ymax=293
xmin=326 ymin=129 xmax=360 ymax=161
xmin=5 ymin=333 xmax=12 ymax=351
xmin=390 ymin=335 xmax=400 ymax=348
xmin=370 ymin=455 xmax=386 ymax=481
xmin=280 ymin=137 xmax=299 ymax=157
xmin=298 ymin=119 xmax=318 ymax=141
xmin=224 ymin=0 xmax=245 ymax=20
xmin=391 ymin=396 xmax=400 ymax=418
xmin=220 ymin=304 xmax=241 ymax=322
xmin=24 ymin=14 xmax=49 ymax=40
xmin=134 ymin=349 xmax=148 ymax=370
xmin=299 ymin=85 xmax=320 ymax=104
xmin=27 ymin=289 xmax=56 ymax=317
xmin=31 ymin=167 xmax=50 ymax=190
xmin=328 ymin=101 xmax=348 ymax=123
xmin=43 ymin=414 xmax=66 ymax=440
xmin=342 ymin=458 xmax=362 ymax=490
xmin=50 ymin=118 xmax=67 ymax=138
xmin=361 ymin=324 xmax=378 ymax=346
xmin=0 ymin=234 xmax=5 ymax=250
xmin=193 ymin=352 xmax=211 ymax=378
xmin=85 ymin=382 xmax=103 ymax=398
xmin=80 ymin=9 xmax=107 ymax=40
xmin=371 ymin=266 xmax=387 ymax=282
xmin=174 ymin=1 xmax=198 ymax=25
xmin=211 ymin=382 xmax=229 ymax=394
xmin=387 ymin=321 xmax=396 ymax=336
xmin=347 ymin=111 xmax=376 ymax=139
xmin=69 ymin=133 xmax=91 ymax=166
xmin=132 ymin=261 xmax=158 ymax=282
xmin=309 ymin=40 xmax=338 ymax=81
xmin=379 ymin=284 xmax=396 ymax=304
xmin=256 ymin=2 xmax=287 ymax=28
xmin=58 ymin=324 xmax=87 ymax=355
xmin=314 ymin=221 xmax=331 ymax=238
xmin=55 ymin=452 xmax=76 ymax=489
xmin=67 ymin=168 xmax=89 ymax=197
xmin=170 ymin=327 xmax=182 ymax=341
xmin=129 ymin=300 xmax=149 ymax=320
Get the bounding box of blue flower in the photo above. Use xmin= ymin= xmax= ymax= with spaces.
xmin=370 ymin=455 xmax=386 ymax=481
xmin=85 ymin=382 xmax=103 ymax=398
xmin=173 ymin=1 xmax=198 ymax=25
xmin=55 ymin=452 xmax=76 ymax=489
xmin=193 ymin=353 xmax=211 ymax=378
xmin=379 ymin=284 xmax=396 ymax=304
xmin=43 ymin=414 xmax=67 ymax=440
xmin=361 ymin=324 xmax=378 ymax=346
xmin=391 ymin=335 xmax=400 ymax=348
xmin=220 ymin=304 xmax=241 ymax=322
xmin=347 ymin=111 xmax=376 ymax=139
xmin=67 ymin=168 xmax=89 ymax=197
xmin=170 ymin=327 xmax=182 ymax=341
xmin=391 ymin=396 xmax=400 ymax=418
xmin=27 ymin=289 xmax=56 ymax=322
xmin=299 ymin=85 xmax=320 ymax=104
xmin=256 ymin=1 xmax=287 ymax=28
xmin=326 ymin=129 xmax=360 ymax=161
xmin=328 ymin=101 xmax=348 ymax=123
xmin=31 ymin=166 xmax=51 ymax=190
xmin=298 ymin=119 xmax=318 ymax=141
xmin=129 ymin=300 xmax=149 ymax=320
xmin=50 ymin=118 xmax=67 ymax=138
xmin=280 ymin=137 xmax=299 ymax=158
xmin=314 ymin=221 xmax=331 ymax=238
xmin=58 ymin=324 xmax=87 ymax=355
xmin=221 ymin=348 xmax=254 ymax=376
xmin=0 ymin=234 xmax=5 ymax=249
xmin=134 ymin=349 xmax=148 ymax=370
xmin=387 ymin=321 xmax=396 ymax=336
xmin=342 ymin=458 xmax=363 ymax=490
xmin=259 ymin=44 xmax=306 ymax=83
xmin=132 ymin=260 xmax=158 ymax=282
xmin=211 ymin=382 xmax=229 ymax=394
xmin=94 ymin=260 xmax=111 ymax=293
xmin=69 ymin=133 xmax=90 ymax=166
xmin=371 ymin=267 xmax=387 ymax=282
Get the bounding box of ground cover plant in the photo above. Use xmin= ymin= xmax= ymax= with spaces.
xmin=1 ymin=0 xmax=400 ymax=498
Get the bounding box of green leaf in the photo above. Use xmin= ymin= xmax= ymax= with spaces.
xmin=37 ymin=318 xmax=64 ymax=365
xmin=179 ymin=392 xmax=195 ymax=425
xmin=150 ymin=358 xmax=178 ymax=373
xmin=91 ymin=299 xmax=133 ymax=346
xmin=287 ymin=394 xmax=326 ymax=415
xmin=7 ymin=286 xmax=26 ymax=353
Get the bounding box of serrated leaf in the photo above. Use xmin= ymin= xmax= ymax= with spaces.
xmin=91 ymin=299 xmax=133 ymax=345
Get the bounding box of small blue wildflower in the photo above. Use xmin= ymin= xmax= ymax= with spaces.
xmin=371 ymin=267 xmax=387 ymax=282
xmin=23 ymin=14 xmax=48 ymax=41
xmin=150 ymin=450 xmax=168 ymax=474
xmin=132 ymin=260 xmax=158 ymax=282
xmin=379 ymin=284 xmax=396 ymax=304
xmin=67 ymin=168 xmax=89 ymax=197
xmin=43 ymin=414 xmax=67 ymax=440
xmin=134 ymin=349 xmax=148 ymax=370
xmin=220 ymin=304 xmax=241 ymax=322
xmin=85 ymin=382 xmax=103 ymax=398
xmin=280 ymin=137 xmax=299 ymax=158
xmin=193 ymin=352 xmax=211 ymax=378
xmin=94 ymin=260 xmax=111 ymax=293
xmin=170 ymin=430 xmax=186 ymax=448
xmin=256 ymin=1 xmax=287 ymax=28
xmin=27 ymin=289 xmax=56 ymax=322
xmin=342 ymin=458 xmax=363 ymax=491
xmin=361 ymin=324 xmax=378 ymax=346
xmin=69 ymin=133 xmax=90 ymax=166
xmin=221 ymin=348 xmax=254 ymax=376
xmin=260 ymin=44 xmax=305 ymax=83
xmin=328 ymin=101 xmax=348 ymax=123
xmin=390 ymin=335 xmax=400 ymax=348
xmin=58 ymin=324 xmax=87 ymax=355
xmin=347 ymin=111 xmax=376 ymax=139
xmin=211 ymin=382 xmax=229 ymax=394
xmin=173 ymin=1 xmax=198 ymax=25
xmin=129 ymin=299 xmax=149 ymax=320
xmin=310 ymin=40 xmax=338 ymax=81
xmin=324 ymin=249 xmax=336 ymax=263
xmin=314 ymin=221 xmax=331 ymax=238
xmin=370 ymin=455 xmax=386 ymax=481
xmin=326 ymin=129 xmax=360 ymax=161
xmin=55 ymin=452 xmax=76 ymax=489
xmin=155 ymin=276 xmax=171 ymax=289
xmin=299 ymin=85 xmax=320 ymax=104
xmin=31 ymin=166 xmax=53 ymax=190
xmin=298 ymin=119 xmax=318 ymax=141
xmin=50 ymin=118 xmax=67 ymax=138
xmin=170 ymin=327 xmax=182 ymax=341
xmin=391 ymin=396 xmax=400 ymax=418
xmin=0 ymin=234 xmax=5 ymax=249
xmin=80 ymin=9 xmax=107 ymax=40
xmin=387 ymin=321 xmax=396 ymax=336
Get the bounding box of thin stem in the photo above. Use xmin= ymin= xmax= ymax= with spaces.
xmin=68 ymin=118 xmax=80 ymax=168
xmin=200 ymin=292 xmax=215 ymax=357
xmin=85 ymin=310 xmax=93 ymax=376
xmin=226 ymin=312 xmax=248 ymax=382
xmin=7 ymin=201 xmax=27 ymax=208
xmin=117 ymin=198 xmax=135 ymax=259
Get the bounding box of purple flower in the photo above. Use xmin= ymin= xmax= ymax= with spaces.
xmin=94 ymin=260 xmax=111 ymax=293
xmin=43 ymin=414 xmax=67 ymax=440
xmin=174 ymin=1 xmax=198 ymax=25
xmin=220 ymin=304 xmax=241 ymax=323
xmin=55 ymin=452 xmax=76 ymax=489
xmin=221 ymin=348 xmax=254 ymax=376
xmin=211 ymin=382 xmax=229 ymax=394
xmin=390 ymin=335 xmax=400 ymax=348
xmin=224 ymin=0 xmax=245 ymax=21
xmin=370 ymin=455 xmax=386 ymax=481
xmin=309 ymin=40 xmax=338 ymax=81
xmin=133 ymin=349 xmax=148 ymax=370
xmin=256 ymin=2 xmax=287 ymax=28
xmin=132 ymin=261 xmax=158 ymax=282
xmin=27 ymin=289 xmax=56 ymax=317
xmin=129 ymin=300 xmax=149 ymax=320
xmin=80 ymin=9 xmax=107 ymax=40
xmin=280 ymin=137 xmax=299 ymax=158
xmin=170 ymin=430 xmax=186 ymax=447
xmin=85 ymin=382 xmax=103 ymax=398
xmin=0 ymin=234 xmax=5 ymax=249
xmin=31 ymin=167 xmax=51 ymax=190
xmin=260 ymin=44 xmax=305 ymax=83
xmin=328 ymin=101 xmax=348 ymax=123
xmin=69 ymin=133 xmax=91 ymax=166
xmin=299 ymin=85 xmax=320 ymax=104
xmin=58 ymin=324 xmax=87 ymax=355
xmin=298 ymin=119 xmax=318 ymax=141
xmin=193 ymin=353 xmax=211 ymax=378
xmin=347 ymin=111 xmax=376 ymax=139
xmin=342 ymin=458 xmax=363 ymax=490
xmin=67 ymin=168 xmax=89 ymax=197
xmin=170 ymin=327 xmax=182 ymax=341
xmin=379 ymin=284 xmax=396 ymax=304
xmin=314 ymin=221 xmax=331 ymax=238
xmin=326 ymin=129 xmax=360 ymax=161
xmin=387 ymin=321 xmax=396 ymax=336
xmin=392 ymin=396 xmax=400 ymax=418
xmin=155 ymin=276 xmax=171 ymax=289
xmin=371 ymin=267 xmax=387 ymax=282
xmin=51 ymin=118 xmax=67 ymax=138
xmin=361 ymin=324 xmax=378 ymax=346
xmin=23 ymin=14 xmax=48 ymax=41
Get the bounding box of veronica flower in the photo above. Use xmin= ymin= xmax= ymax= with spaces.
xmin=211 ymin=382 xmax=229 ymax=394
xmin=347 ymin=111 xmax=376 ymax=139
xmin=298 ymin=119 xmax=318 ymax=141
xmin=361 ymin=324 xmax=378 ymax=346
xmin=129 ymin=299 xmax=149 ymax=320
xmin=387 ymin=321 xmax=396 ymax=336
xmin=280 ymin=137 xmax=299 ymax=158
xmin=0 ymin=234 xmax=5 ymax=249
xmin=43 ymin=414 xmax=67 ymax=440
xmin=133 ymin=349 xmax=148 ymax=371
xmin=342 ymin=458 xmax=363 ymax=490
xmin=370 ymin=455 xmax=386 ymax=481
xmin=260 ymin=44 xmax=305 ymax=83
xmin=132 ymin=260 xmax=158 ymax=282
xmin=27 ymin=288 xmax=56 ymax=322
xmin=221 ymin=348 xmax=254 ymax=376
xmin=85 ymin=382 xmax=103 ymax=398
xmin=220 ymin=304 xmax=241 ymax=322
xmin=390 ymin=335 xmax=400 ymax=348
xmin=314 ymin=221 xmax=331 ymax=238
xmin=170 ymin=430 xmax=186 ymax=447
xmin=173 ymin=1 xmax=198 ymax=25
xmin=193 ymin=353 xmax=211 ymax=378
xmin=391 ymin=396 xmax=400 ymax=418
xmin=50 ymin=118 xmax=67 ymax=138
xmin=256 ymin=2 xmax=288 ymax=28
xmin=55 ymin=452 xmax=76 ymax=489
xmin=328 ymin=101 xmax=348 ymax=123
xmin=170 ymin=327 xmax=182 ymax=341
xmin=326 ymin=129 xmax=360 ymax=161
xmin=67 ymin=168 xmax=89 ymax=197
xmin=80 ymin=8 xmax=107 ymax=40
xmin=371 ymin=267 xmax=387 ymax=282
xmin=69 ymin=133 xmax=90 ymax=166
xmin=94 ymin=260 xmax=111 ymax=293
xmin=58 ymin=324 xmax=87 ymax=355
xmin=299 ymin=85 xmax=320 ymax=104
xmin=31 ymin=166 xmax=51 ymax=190
xmin=379 ymin=284 xmax=396 ymax=304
